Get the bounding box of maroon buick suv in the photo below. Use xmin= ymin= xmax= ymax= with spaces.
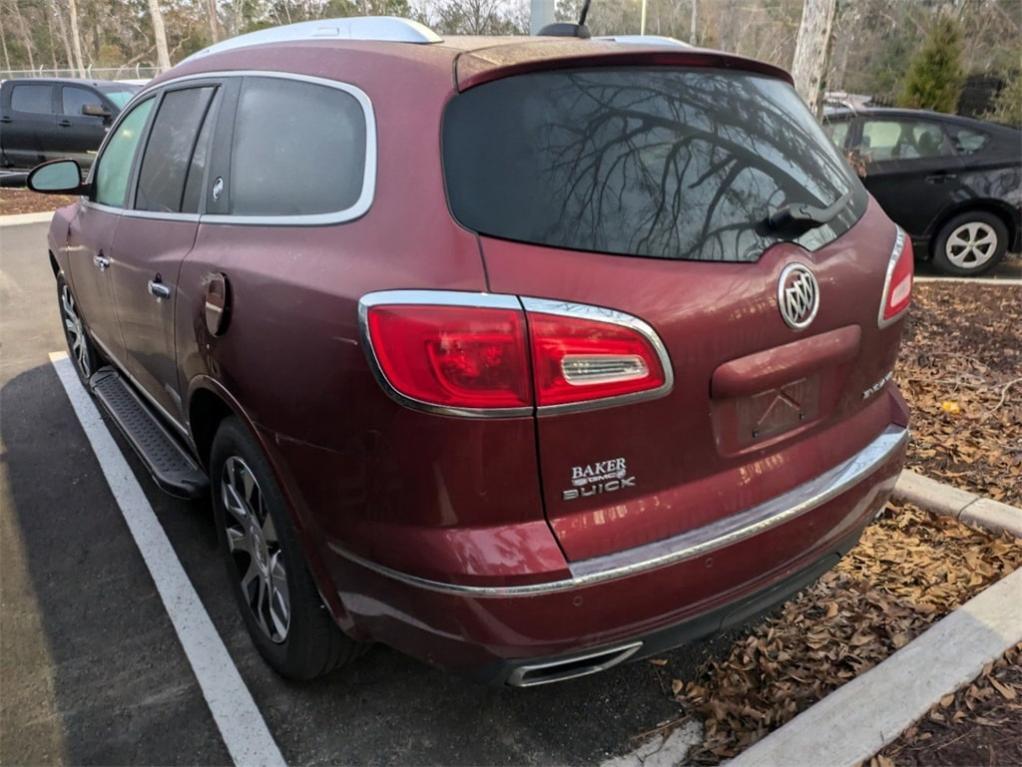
xmin=30 ymin=18 xmax=912 ymax=685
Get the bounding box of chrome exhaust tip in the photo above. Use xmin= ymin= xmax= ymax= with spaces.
xmin=506 ymin=641 xmax=643 ymax=687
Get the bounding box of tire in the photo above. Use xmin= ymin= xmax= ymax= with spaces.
xmin=931 ymin=211 xmax=1009 ymax=277
xmin=210 ymin=417 xmax=362 ymax=680
xmin=56 ymin=274 xmax=100 ymax=385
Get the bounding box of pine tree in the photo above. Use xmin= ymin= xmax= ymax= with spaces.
xmin=899 ymin=15 xmax=964 ymax=113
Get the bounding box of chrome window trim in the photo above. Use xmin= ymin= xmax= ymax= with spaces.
xmin=84 ymin=71 xmax=377 ymax=227
xmin=521 ymin=297 xmax=675 ymax=416
xmin=877 ymin=226 xmax=909 ymax=329
xmin=357 ymin=290 xmax=534 ymax=419
xmin=329 ymin=424 xmax=908 ymax=597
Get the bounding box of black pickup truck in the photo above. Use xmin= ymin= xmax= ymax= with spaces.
xmin=1 ymin=78 xmax=140 ymax=170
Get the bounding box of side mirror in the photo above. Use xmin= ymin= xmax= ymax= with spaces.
xmin=82 ymin=103 xmax=111 ymax=119
xmin=27 ymin=159 xmax=88 ymax=195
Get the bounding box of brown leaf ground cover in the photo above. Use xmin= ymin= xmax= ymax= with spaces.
xmin=872 ymin=643 xmax=1022 ymax=767
xmin=668 ymin=505 xmax=1021 ymax=763
xmin=660 ymin=282 xmax=1022 ymax=763
xmin=0 ymin=188 xmax=76 ymax=216
xmin=898 ymin=282 xmax=1022 ymax=504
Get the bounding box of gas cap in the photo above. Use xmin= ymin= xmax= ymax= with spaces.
xmin=204 ymin=273 xmax=230 ymax=336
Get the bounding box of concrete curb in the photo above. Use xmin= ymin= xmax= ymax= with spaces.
xmin=0 ymin=211 xmax=54 ymax=227
xmin=729 ymin=566 xmax=1022 ymax=767
xmin=914 ymin=276 xmax=1022 ymax=286
xmin=893 ymin=470 xmax=1022 ymax=537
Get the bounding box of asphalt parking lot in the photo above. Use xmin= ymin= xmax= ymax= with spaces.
xmin=1 ymin=220 xmax=742 ymax=766
xmin=3 ymin=218 xmax=1020 ymax=766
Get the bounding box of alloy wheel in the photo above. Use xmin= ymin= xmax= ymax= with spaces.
xmin=945 ymin=222 xmax=998 ymax=269
xmin=60 ymin=284 xmax=92 ymax=379
xmin=221 ymin=455 xmax=291 ymax=643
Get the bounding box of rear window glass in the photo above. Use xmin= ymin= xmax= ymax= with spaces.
xmin=11 ymin=84 xmax=53 ymax=114
xmin=443 ymin=68 xmax=866 ymax=262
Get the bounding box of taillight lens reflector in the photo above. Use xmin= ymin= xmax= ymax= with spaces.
xmin=529 ymin=313 xmax=666 ymax=406
xmin=880 ymin=229 xmax=914 ymax=325
xmin=365 ymin=305 xmax=531 ymax=409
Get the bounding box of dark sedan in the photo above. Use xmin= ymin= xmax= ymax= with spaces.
xmin=823 ymin=107 xmax=1021 ymax=276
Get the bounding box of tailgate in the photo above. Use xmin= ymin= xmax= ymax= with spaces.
xmin=442 ymin=64 xmax=909 ymax=561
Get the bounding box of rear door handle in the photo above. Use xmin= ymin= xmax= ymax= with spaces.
xmin=93 ymin=254 xmax=110 ymax=270
xmin=147 ymin=279 xmax=171 ymax=299
xmin=0 ymin=116 xmax=12 ymax=123
xmin=58 ymin=119 xmax=72 ymax=127
xmin=926 ymin=172 xmax=956 ymax=183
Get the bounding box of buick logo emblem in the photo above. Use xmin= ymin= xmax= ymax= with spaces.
xmin=777 ymin=264 xmax=819 ymax=330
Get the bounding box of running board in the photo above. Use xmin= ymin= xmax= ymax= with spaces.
xmin=89 ymin=368 xmax=208 ymax=498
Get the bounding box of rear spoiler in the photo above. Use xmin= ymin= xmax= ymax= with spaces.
xmin=454 ymin=40 xmax=794 ymax=92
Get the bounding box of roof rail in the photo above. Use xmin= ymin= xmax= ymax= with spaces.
xmin=182 ymin=16 xmax=442 ymax=63
xmin=594 ymin=35 xmax=691 ymax=48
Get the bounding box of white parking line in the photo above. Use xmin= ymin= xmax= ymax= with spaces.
xmin=49 ymin=351 xmax=286 ymax=767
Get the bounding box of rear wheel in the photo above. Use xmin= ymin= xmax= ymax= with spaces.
xmin=210 ymin=417 xmax=362 ymax=680
xmin=57 ymin=275 xmax=98 ymax=385
xmin=931 ymin=211 xmax=1008 ymax=276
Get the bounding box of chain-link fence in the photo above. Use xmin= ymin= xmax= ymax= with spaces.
xmin=0 ymin=65 xmax=162 ymax=82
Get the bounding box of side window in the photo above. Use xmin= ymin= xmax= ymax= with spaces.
xmin=93 ymin=97 xmax=155 ymax=207
xmin=946 ymin=125 xmax=989 ymax=156
xmin=861 ymin=119 xmax=950 ymax=161
xmin=11 ymin=85 xmax=53 ymax=114
xmin=135 ymin=87 xmax=215 ymax=213
xmin=181 ymin=90 xmax=220 ymax=214
xmin=823 ymin=120 xmax=850 ymax=150
xmin=62 ymin=86 xmax=101 ymax=117
xmin=228 ymin=77 xmax=367 ymax=217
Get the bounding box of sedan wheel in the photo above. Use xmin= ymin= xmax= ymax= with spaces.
xmin=932 ymin=212 xmax=1009 ymax=277
xmin=221 ymin=455 xmax=291 ymax=644
xmin=944 ymin=222 xmax=998 ymax=269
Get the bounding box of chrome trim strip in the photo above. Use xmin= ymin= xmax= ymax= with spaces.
xmin=507 ymin=641 xmax=643 ymax=687
xmin=521 ymin=297 xmax=675 ymax=416
xmin=878 ymin=226 xmax=908 ymax=329
xmin=86 ymin=71 xmax=377 ymax=227
xmin=91 ymin=335 xmax=191 ymax=438
xmin=329 ymin=425 xmax=908 ymax=597
xmin=357 ymin=290 xmax=534 ymax=419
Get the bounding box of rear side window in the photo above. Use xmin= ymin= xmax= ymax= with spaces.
xmin=946 ymin=125 xmax=989 ymax=156
xmin=11 ymin=85 xmax=53 ymax=114
xmin=228 ymin=77 xmax=368 ymax=217
xmin=860 ymin=119 xmax=950 ymax=160
xmin=93 ymin=97 xmax=154 ymax=207
xmin=135 ymin=86 xmax=215 ymax=213
xmin=443 ymin=68 xmax=865 ymax=263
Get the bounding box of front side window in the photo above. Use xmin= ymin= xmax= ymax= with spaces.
xmin=62 ymin=86 xmax=101 ymax=117
xmin=443 ymin=68 xmax=865 ymax=263
xmin=228 ymin=77 xmax=367 ymax=217
xmin=93 ymin=97 xmax=154 ymax=207
xmin=11 ymin=85 xmax=53 ymax=114
xmin=136 ymin=87 xmax=215 ymax=213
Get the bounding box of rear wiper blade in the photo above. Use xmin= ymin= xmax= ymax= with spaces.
xmin=766 ymin=190 xmax=852 ymax=231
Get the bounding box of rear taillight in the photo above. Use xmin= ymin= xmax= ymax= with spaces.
xmin=361 ymin=292 xmax=672 ymax=416
xmin=523 ymin=300 xmax=668 ymax=408
xmin=879 ymin=228 xmax=913 ymax=327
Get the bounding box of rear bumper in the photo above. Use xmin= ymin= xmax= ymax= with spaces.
xmin=327 ymin=423 xmax=907 ymax=680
